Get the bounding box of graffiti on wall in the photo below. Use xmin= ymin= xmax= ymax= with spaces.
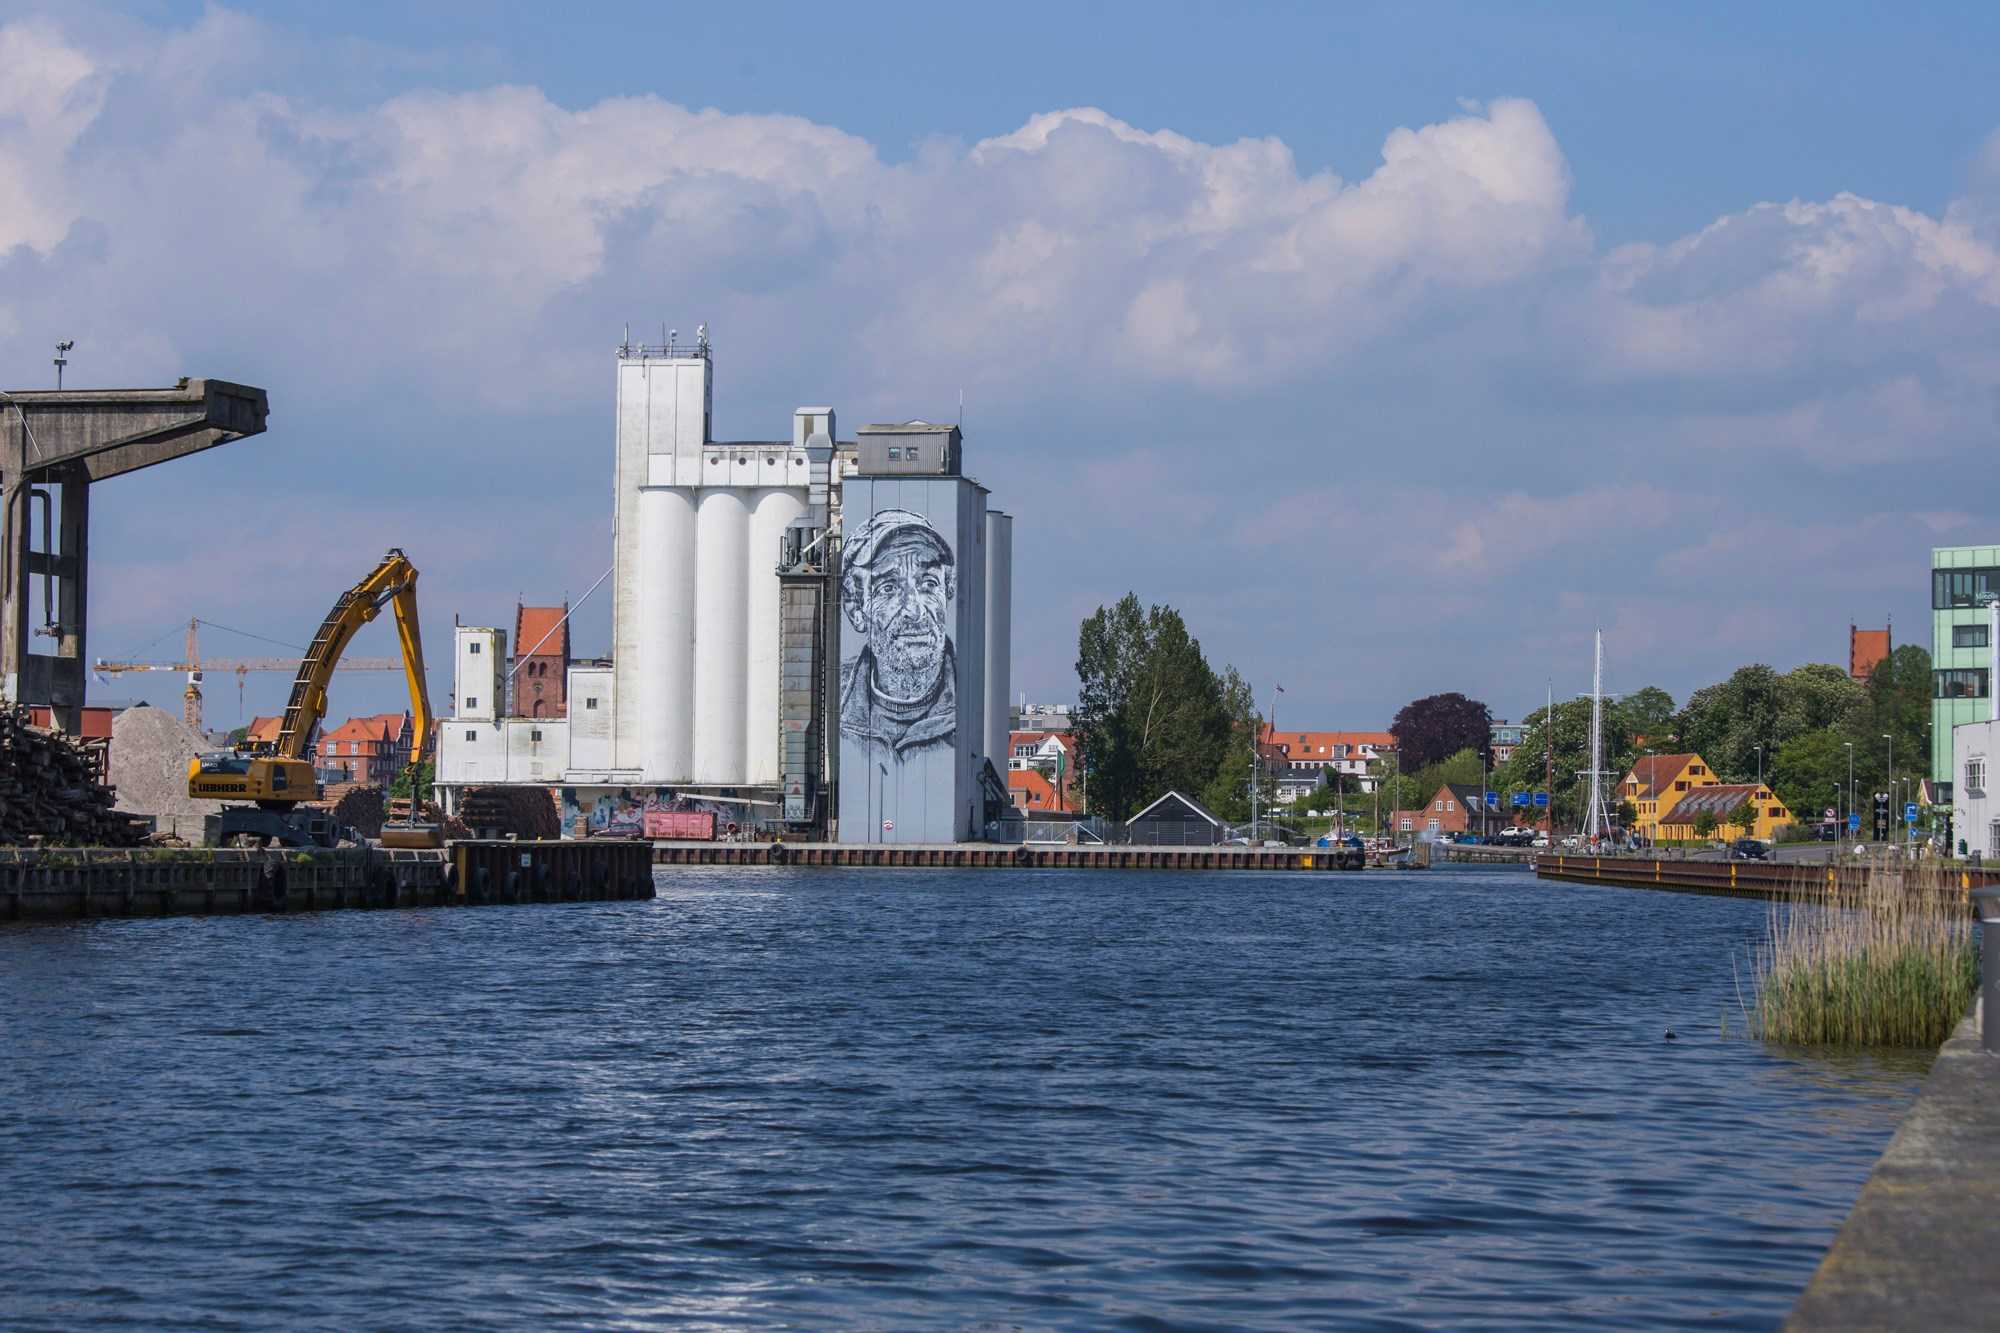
xmin=837 ymin=506 xmax=956 ymax=762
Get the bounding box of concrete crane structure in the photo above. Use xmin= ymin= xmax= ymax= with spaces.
xmin=0 ymin=379 xmax=269 ymax=734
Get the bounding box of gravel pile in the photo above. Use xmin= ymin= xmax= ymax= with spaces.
xmin=111 ymin=703 xmax=225 ymax=820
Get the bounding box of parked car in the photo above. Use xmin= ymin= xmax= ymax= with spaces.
xmin=1729 ymin=838 xmax=1769 ymax=860
xmin=1814 ymin=822 xmax=1839 ymax=842
xmin=1531 ymin=834 xmax=1551 ymax=849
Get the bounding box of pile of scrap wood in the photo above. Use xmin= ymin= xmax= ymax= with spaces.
xmin=458 ymin=786 xmax=560 ymax=840
xmin=0 ymin=706 xmax=151 ymax=846
xmin=329 ymin=786 xmax=388 ymax=839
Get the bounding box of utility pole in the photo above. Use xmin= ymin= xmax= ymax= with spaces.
xmin=1544 ymin=678 xmax=1554 ymax=837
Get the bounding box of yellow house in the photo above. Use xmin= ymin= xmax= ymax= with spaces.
xmin=1658 ymin=784 xmax=1795 ymax=842
xmin=1620 ymin=753 xmax=1719 ymax=840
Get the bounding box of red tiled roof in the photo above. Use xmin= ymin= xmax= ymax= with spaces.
xmin=245 ymin=715 xmax=282 ymax=743
xmin=323 ymin=712 xmax=410 ymax=744
xmin=1257 ymin=727 xmax=1395 ymax=757
xmin=515 ymin=605 xmax=569 ymax=659
xmin=1623 ymin=753 xmax=1702 ymax=800
xmin=1008 ymin=768 xmax=1068 ymax=812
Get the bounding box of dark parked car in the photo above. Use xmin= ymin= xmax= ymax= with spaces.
xmin=1814 ymin=823 xmax=1839 ymax=842
xmin=1729 ymin=838 xmax=1770 ymax=861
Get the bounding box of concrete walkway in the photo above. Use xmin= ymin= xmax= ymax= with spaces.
xmin=1787 ymin=1005 xmax=1997 ymax=1329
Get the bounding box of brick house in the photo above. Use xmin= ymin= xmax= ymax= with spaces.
xmin=1008 ymin=767 xmax=1068 ymax=813
xmin=510 ymin=604 xmax=570 ymax=719
xmin=319 ymin=712 xmax=415 ymax=787
xmin=1258 ymin=727 xmax=1397 ymax=802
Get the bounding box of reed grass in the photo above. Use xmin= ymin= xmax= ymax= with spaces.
xmin=1751 ymin=862 xmax=1979 ymax=1049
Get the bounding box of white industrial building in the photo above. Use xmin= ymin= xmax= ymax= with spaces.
xmin=1950 ymin=599 xmax=2000 ymax=860
xmin=435 ymin=332 xmax=1013 ymax=841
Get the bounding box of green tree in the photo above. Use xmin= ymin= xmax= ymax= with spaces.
xmin=1619 ymin=686 xmax=1678 ymax=744
xmin=1727 ymin=800 xmax=1759 ymax=839
xmin=1692 ymin=810 xmax=1719 ymax=840
xmin=390 ymin=759 xmax=433 ymax=800
xmin=1770 ymin=729 xmax=1849 ymax=825
xmin=1073 ymin=594 xmax=1234 ymax=820
xmin=1491 ymin=697 xmax=1644 ymax=831
xmin=1198 ymin=667 xmax=1269 ymax=822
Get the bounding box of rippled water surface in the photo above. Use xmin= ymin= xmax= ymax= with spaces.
xmin=1 ymin=865 xmax=1925 ymax=1329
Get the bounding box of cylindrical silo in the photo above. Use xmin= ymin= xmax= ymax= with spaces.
xmin=637 ymin=487 xmax=698 ymax=782
xmin=983 ymin=510 xmax=1013 ymax=768
xmin=692 ymin=486 xmax=751 ymax=784
xmin=745 ymin=486 xmax=806 ymax=787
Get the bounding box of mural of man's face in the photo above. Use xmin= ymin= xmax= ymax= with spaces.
xmin=859 ymin=532 xmax=954 ymax=690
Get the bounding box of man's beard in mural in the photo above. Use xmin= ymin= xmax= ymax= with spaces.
xmin=839 ymin=509 xmax=956 ymax=759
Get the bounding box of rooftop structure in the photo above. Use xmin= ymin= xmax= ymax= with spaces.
xmin=1849 ymin=624 xmax=1891 ymax=682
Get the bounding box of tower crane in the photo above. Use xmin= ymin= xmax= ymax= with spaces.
xmin=94 ymin=618 xmax=400 ymax=731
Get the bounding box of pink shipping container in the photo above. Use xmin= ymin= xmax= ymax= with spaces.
xmin=644 ymin=810 xmax=715 ymax=841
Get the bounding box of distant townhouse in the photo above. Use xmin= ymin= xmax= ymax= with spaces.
xmin=1008 ymin=768 xmax=1068 ymax=813
xmin=319 ymin=712 xmax=416 ymax=788
xmin=1658 ymin=783 xmax=1794 ymax=841
xmin=1258 ymin=727 xmax=1397 ymax=803
xmin=1008 ymin=729 xmax=1079 ymax=809
xmin=1619 ymin=753 xmax=1719 ymax=840
xmin=1490 ymin=720 xmax=1524 ymax=764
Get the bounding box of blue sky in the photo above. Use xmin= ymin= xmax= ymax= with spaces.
xmin=7 ymin=2 xmax=1999 ymax=733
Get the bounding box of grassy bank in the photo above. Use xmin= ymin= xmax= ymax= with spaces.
xmin=1752 ymin=864 xmax=1979 ymax=1049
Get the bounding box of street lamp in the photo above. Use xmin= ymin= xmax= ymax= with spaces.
xmin=1754 ymin=744 xmax=1764 ymax=792
xmin=1844 ymin=741 xmax=1855 ymax=843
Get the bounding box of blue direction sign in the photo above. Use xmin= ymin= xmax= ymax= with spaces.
xmin=1533 ymin=792 xmax=1550 ymax=808
xmin=1484 ymin=791 xmax=1499 ymax=808
xmin=1511 ymin=792 xmax=1529 ymax=808
xmin=1848 ymin=812 xmax=1862 ymax=832
xmin=1904 ymin=802 xmax=1919 ymax=822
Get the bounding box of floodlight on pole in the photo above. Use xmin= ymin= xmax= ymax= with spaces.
xmin=53 ymin=340 xmax=73 ymax=390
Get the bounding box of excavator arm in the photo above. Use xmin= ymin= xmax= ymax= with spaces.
xmin=275 ymin=549 xmax=432 ymax=768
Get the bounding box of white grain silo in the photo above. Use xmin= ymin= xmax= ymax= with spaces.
xmin=609 ymin=333 xmax=815 ymax=787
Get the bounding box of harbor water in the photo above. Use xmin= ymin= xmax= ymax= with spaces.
xmin=1 ymin=865 xmax=1924 ymax=1328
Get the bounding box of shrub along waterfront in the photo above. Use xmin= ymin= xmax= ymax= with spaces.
xmin=1753 ymin=864 xmax=1978 ymax=1049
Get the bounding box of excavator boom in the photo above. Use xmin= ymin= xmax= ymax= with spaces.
xmin=275 ymin=549 xmax=432 ymax=763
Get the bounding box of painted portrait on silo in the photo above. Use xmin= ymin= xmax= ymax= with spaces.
xmin=838 ymin=507 xmax=956 ymax=760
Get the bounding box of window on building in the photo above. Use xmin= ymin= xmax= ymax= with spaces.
xmin=1690 ymin=765 xmax=1704 ymax=775
xmin=469 ymin=641 xmax=481 ymax=654
xmin=464 ymin=730 xmax=477 ymax=742
xmin=530 ymin=729 xmax=543 ymax=742
xmin=1991 ymin=819 xmax=2000 ymax=860
xmin=1769 ymin=806 xmax=1783 ymax=819
xmin=1954 ymin=623 xmax=1991 ymax=649
xmin=1445 ymin=800 xmax=1454 ymax=812
xmin=1934 ymin=567 xmax=2000 ymax=609
xmin=886 ymin=447 xmax=902 ymax=461
xmin=585 ymin=697 xmax=599 ymax=710
xmin=1676 ymin=780 xmax=1689 ymax=791
xmin=465 ymin=697 xmax=477 ymax=710
xmin=1968 ymin=758 xmax=1987 ymax=794
xmin=1934 ymin=669 xmax=1991 ymax=699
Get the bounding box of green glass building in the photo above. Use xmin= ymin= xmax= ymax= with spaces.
xmin=1931 ymin=544 xmax=2000 ymax=800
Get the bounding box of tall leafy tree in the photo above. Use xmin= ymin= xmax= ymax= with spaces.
xmin=1073 ymin=594 xmax=1235 ymax=820
xmin=1390 ymin=692 xmax=1492 ymax=772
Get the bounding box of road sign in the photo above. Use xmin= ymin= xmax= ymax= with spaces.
xmin=1824 ymin=807 xmax=1836 ymax=820
xmin=1484 ymin=791 xmax=1499 ymax=808
xmin=1848 ymin=812 xmax=1861 ymax=832
xmin=1905 ymin=802 xmax=1918 ymax=822
xmin=1511 ymin=792 xmax=1529 ymax=808
xmin=1533 ymin=792 xmax=1549 ymax=807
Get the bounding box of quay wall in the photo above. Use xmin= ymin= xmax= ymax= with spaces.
xmin=1785 ymin=1008 xmax=1998 ymax=1330
xmin=0 ymin=840 xmax=653 ymax=923
xmin=651 ymin=841 xmax=1389 ymax=870
xmin=1534 ymin=854 xmax=2000 ymax=900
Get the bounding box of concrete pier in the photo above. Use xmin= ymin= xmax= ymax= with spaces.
xmin=1534 ymin=854 xmax=2000 ymax=900
xmin=1786 ymin=1008 xmax=1999 ymax=1330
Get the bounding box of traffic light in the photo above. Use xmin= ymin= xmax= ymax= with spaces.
xmin=1871 ymin=791 xmax=1889 ymax=843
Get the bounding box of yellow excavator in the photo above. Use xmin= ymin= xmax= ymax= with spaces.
xmin=189 ymin=549 xmax=440 ymax=849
